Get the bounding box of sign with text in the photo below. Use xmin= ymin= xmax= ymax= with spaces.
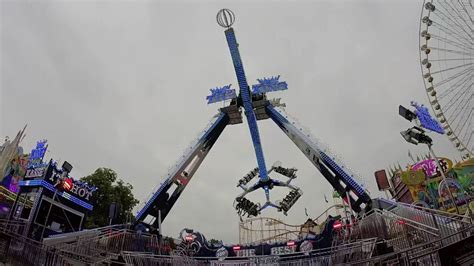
xmin=411 ymin=102 xmax=444 ymax=134
xmin=411 ymin=157 xmax=452 ymax=178
xmin=44 ymin=161 xmax=97 ymax=202
xmin=27 ymin=140 xmax=48 ymax=168
xmin=25 ymin=167 xmax=46 ymax=179
xmin=235 ymin=249 xmax=255 ymax=257
xmin=270 ymin=245 xmax=296 ymax=255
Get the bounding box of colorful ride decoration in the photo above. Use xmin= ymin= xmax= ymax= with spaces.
xmin=398 ymin=157 xmax=473 ymax=212
xmin=1 ymin=154 xmax=29 ymax=193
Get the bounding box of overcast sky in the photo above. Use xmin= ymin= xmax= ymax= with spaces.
xmin=0 ymin=0 xmax=464 ymax=242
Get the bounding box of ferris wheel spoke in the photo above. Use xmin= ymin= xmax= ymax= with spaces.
xmin=455 ymin=0 xmax=473 ymax=25
xmin=437 ymin=1 xmax=473 ymax=34
xmin=446 ymin=92 xmax=472 ymax=124
xmin=460 ymin=126 xmax=471 ymax=147
xmin=448 ymin=103 xmax=471 ymax=133
xmin=456 ymin=107 xmax=473 ymax=141
xmin=431 ymin=11 xmax=472 ymax=42
xmin=420 ymin=0 xmax=472 ymax=156
xmin=464 ymin=131 xmax=473 ymax=151
xmin=431 ymin=17 xmax=473 ymax=44
xmin=438 ymin=72 xmax=470 ymax=100
xmin=429 ymin=62 xmax=473 ymax=75
xmin=433 ymin=66 xmax=472 ymax=87
xmin=443 ymin=84 xmax=471 ymax=114
xmin=429 ymin=46 xmax=472 ymax=56
xmin=430 ymin=25 xmax=472 ymax=48
xmin=445 ymin=0 xmax=473 ymax=31
xmin=429 ymin=57 xmax=474 ymax=62
xmin=429 ymin=33 xmax=473 ymax=52
xmin=453 ymin=105 xmax=473 ymax=134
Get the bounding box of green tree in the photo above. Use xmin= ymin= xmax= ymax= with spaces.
xmin=208 ymin=238 xmax=222 ymax=246
xmin=80 ymin=168 xmax=139 ymax=228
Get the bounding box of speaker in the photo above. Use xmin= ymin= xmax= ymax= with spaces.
xmin=62 ymin=161 xmax=73 ymax=173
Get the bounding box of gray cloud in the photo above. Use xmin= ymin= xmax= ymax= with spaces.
xmin=1 ymin=0 xmax=462 ymax=242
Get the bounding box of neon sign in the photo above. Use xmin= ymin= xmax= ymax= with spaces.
xmin=271 ymin=245 xmax=296 ymax=255
xmin=411 ymin=158 xmax=452 ymax=178
xmin=62 ymin=178 xmax=73 ymax=191
xmin=25 ymin=167 xmax=46 ymax=178
xmin=411 ymin=102 xmax=444 ymax=134
xmin=27 ymin=140 xmax=48 ymax=168
xmin=46 ymin=162 xmax=97 ymax=201
xmin=252 ymin=75 xmax=288 ymax=94
xmin=235 ymin=248 xmax=255 ymax=257
xmin=206 ymin=84 xmax=236 ymax=104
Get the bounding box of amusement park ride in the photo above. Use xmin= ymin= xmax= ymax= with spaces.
xmin=135 ymin=9 xmax=372 ymax=229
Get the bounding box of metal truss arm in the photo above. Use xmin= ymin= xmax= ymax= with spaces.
xmin=266 ymin=105 xmax=372 ymax=213
xmin=225 ymin=27 xmax=269 ymax=181
xmin=135 ymin=112 xmax=229 ymax=227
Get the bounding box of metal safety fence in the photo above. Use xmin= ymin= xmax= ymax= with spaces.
xmin=121 ymin=238 xmax=377 ymax=266
xmin=1 ymin=200 xmax=473 ymax=265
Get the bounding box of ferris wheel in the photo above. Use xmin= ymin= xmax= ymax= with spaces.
xmin=419 ymin=0 xmax=473 ymax=158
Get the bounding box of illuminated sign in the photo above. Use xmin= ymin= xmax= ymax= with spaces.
xmin=27 ymin=140 xmax=48 ymax=168
xmin=62 ymin=178 xmax=73 ymax=191
xmin=46 ymin=162 xmax=97 ymax=201
xmin=411 ymin=102 xmax=444 ymax=134
xmin=19 ymin=179 xmax=93 ymax=210
xmin=235 ymin=248 xmax=255 ymax=257
xmin=206 ymin=84 xmax=236 ymax=104
xmin=411 ymin=158 xmax=452 ymax=178
xmin=25 ymin=167 xmax=46 ymax=178
xmin=252 ymin=75 xmax=288 ymax=94
xmin=270 ymin=245 xmax=296 ymax=255
xmin=65 ymin=180 xmax=96 ymax=201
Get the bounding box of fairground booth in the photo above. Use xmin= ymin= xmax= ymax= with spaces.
xmin=8 ymin=140 xmax=97 ymax=241
xmin=374 ymin=156 xmax=473 ymax=214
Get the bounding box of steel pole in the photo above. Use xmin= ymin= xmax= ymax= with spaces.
xmin=40 ymin=189 xmax=56 ymax=241
xmin=158 ymin=209 xmax=162 ymax=255
xmin=384 ymin=190 xmax=390 ymax=200
xmin=346 ymin=191 xmax=353 ymax=225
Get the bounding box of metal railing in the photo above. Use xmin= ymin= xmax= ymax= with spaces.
xmin=356 ymin=209 xmax=440 ymax=251
xmin=350 ymin=225 xmax=474 ymax=265
xmin=0 ymin=219 xmax=28 ymax=236
xmin=0 ymin=224 xmax=93 ymax=265
xmin=2 ymin=199 xmax=473 ymax=265
xmin=50 ymin=228 xmax=161 ymax=259
xmin=121 ymin=238 xmax=377 ymax=265
xmin=382 ymin=198 xmax=474 ymax=224
xmin=377 ymin=198 xmax=473 ymax=246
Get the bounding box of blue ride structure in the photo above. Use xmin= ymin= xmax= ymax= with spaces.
xmin=135 ymin=9 xmax=371 ymax=229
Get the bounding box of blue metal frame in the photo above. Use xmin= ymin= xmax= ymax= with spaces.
xmin=19 ymin=179 xmax=94 ymax=211
xmin=135 ymin=112 xmax=229 ymax=224
xmin=135 ymin=21 xmax=374 ymax=224
xmin=266 ymin=105 xmax=371 ymax=212
xmin=225 ymin=28 xmax=268 ymax=181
